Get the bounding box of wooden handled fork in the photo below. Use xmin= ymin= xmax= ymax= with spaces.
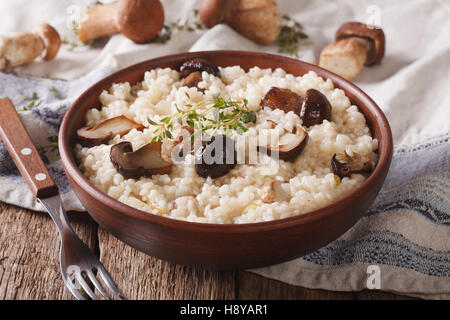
xmin=0 ymin=97 xmax=124 ymax=300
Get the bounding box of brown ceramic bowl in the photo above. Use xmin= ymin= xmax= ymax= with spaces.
xmin=59 ymin=51 xmax=393 ymax=270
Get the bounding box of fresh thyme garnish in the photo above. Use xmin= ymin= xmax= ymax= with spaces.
xmin=37 ymin=135 xmax=59 ymax=164
xmin=277 ymin=15 xmax=312 ymax=57
xmin=148 ymin=96 xmax=257 ymax=142
xmin=151 ymin=9 xmax=203 ymax=44
xmin=18 ymin=92 xmax=41 ymax=112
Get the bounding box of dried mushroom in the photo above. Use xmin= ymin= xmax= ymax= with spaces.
xmin=260 ymin=87 xmax=304 ymax=114
xmin=258 ymin=123 xmax=308 ymax=162
xmin=331 ymin=151 xmax=372 ymax=178
xmin=110 ymin=141 xmax=172 ymax=179
xmin=300 ymin=89 xmax=332 ymax=127
xmin=77 ymin=115 xmax=144 ymax=147
xmin=195 ymin=135 xmax=237 ymax=179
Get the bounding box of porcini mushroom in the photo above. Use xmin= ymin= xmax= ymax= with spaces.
xmin=260 ymin=87 xmax=304 ymax=114
xmin=110 ymin=141 xmax=172 ymax=179
xmin=78 ymin=0 xmax=165 ymax=44
xmin=180 ymin=58 xmax=220 ymax=78
xmin=319 ymin=22 xmax=385 ymax=80
xmin=258 ymin=123 xmax=308 ymax=162
xmin=180 ymin=58 xmax=220 ymax=88
xmin=182 ymin=72 xmax=203 ymax=88
xmin=77 ymin=115 xmax=145 ymax=147
xmin=262 ymin=179 xmax=290 ymax=203
xmin=300 ymin=89 xmax=332 ymax=127
xmin=0 ymin=23 xmax=61 ymax=70
xmin=195 ymin=135 xmax=237 ymax=179
xmin=331 ymin=151 xmax=373 ymax=178
xmin=199 ymin=0 xmax=281 ymax=45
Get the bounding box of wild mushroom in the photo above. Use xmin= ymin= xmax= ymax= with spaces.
xmin=300 ymin=89 xmax=332 ymax=127
xmin=182 ymin=72 xmax=203 ymax=88
xmin=110 ymin=141 xmax=172 ymax=179
xmin=199 ymin=0 xmax=281 ymax=45
xmin=319 ymin=22 xmax=386 ymax=80
xmin=180 ymin=58 xmax=220 ymax=77
xmin=77 ymin=115 xmax=145 ymax=147
xmin=78 ymin=0 xmax=165 ymax=44
xmin=261 ymin=180 xmax=290 ymax=203
xmin=331 ymin=151 xmax=373 ymax=178
xmin=195 ymin=135 xmax=237 ymax=179
xmin=179 ymin=58 xmax=220 ymax=88
xmin=0 ymin=23 xmax=61 ymax=70
xmin=260 ymin=87 xmax=304 ymax=114
xmin=258 ymin=123 xmax=308 ymax=162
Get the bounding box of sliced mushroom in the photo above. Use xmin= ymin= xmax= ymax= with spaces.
xmin=331 ymin=151 xmax=372 ymax=178
xmin=262 ymin=180 xmax=290 ymax=203
xmin=180 ymin=58 xmax=220 ymax=79
xmin=300 ymin=89 xmax=332 ymax=127
xmin=77 ymin=115 xmax=144 ymax=147
xmin=182 ymin=71 xmax=203 ymax=88
xmin=258 ymin=124 xmax=308 ymax=162
xmin=195 ymin=135 xmax=237 ymax=179
xmin=110 ymin=141 xmax=172 ymax=179
xmin=260 ymin=87 xmax=304 ymax=114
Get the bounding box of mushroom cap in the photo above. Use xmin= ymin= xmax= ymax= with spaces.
xmin=335 ymin=21 xmax=385 ymax=66
xmin=260 ymin=87 xmax=304 ymax=114
xmin=199 ymin=0 xmax=228 ymax=28
xmin=33 ymin=23 xmax=61 ymax=61
xmin=77 ymin=115 xmax=145 ymax=147
xmin=331 ymin=151 xmax=372 ymax=178
xmin=110 ymin=141 xmax=172 ymax=179
xmin=195 ymin=135 xmax=237 ymax=179
xmin=117 ymin=0 xmax=165 ymax=44
xmin=179 ymin=58 xmax=220 ymax=78
xmin=258 ymin=123 xmax=308 ymax=162
xmin=300 ymin=89 xmax=332 ymax=127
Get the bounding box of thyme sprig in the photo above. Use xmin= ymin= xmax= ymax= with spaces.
xmin=17 ymin=92 xmax=41 ymax=112
xmin=148 ymin=96 xmax=257 ymax=142
xmin=277 ymin=15 xmax=312 ymax=57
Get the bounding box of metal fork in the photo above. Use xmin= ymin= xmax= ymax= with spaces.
xmin=0 ymin=97 xmax=124 ymax=300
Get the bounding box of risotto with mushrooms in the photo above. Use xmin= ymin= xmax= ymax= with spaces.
xmin=75 ymin=59 xmax=378 ymax=224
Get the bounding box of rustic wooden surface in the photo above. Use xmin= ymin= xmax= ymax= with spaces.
xmin=0 ymin=202 xmax=416 ymax=300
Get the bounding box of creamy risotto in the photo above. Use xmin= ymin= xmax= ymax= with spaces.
xmin=76 ymin=59 xmax=378 ymax=224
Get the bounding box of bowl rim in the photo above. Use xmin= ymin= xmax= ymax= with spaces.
xmin=59 ymin=50 xmax=393 ymax=233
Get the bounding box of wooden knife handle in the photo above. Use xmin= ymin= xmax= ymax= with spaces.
xmin=0 ymin=97 xmax=58 ymax=198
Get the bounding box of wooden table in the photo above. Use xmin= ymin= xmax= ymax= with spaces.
xmin=0 ymin=202 xmax=414 ymax=300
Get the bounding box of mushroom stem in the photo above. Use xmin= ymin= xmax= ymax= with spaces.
xmin=0 ymin=24 xmax=61 ymax=70
xmin=319 ymin=22 xmax=385 ymax=80
xmin=78 ymin=0 xmax=165 ymax=44
xmin=319 ymin=37 xmax=371 ymax=80
xmin=78 ymin=2 xmax=120 ymax=43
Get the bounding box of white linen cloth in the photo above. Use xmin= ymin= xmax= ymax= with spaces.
xmin=0 ymin=0 xmax=448 ymax=299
